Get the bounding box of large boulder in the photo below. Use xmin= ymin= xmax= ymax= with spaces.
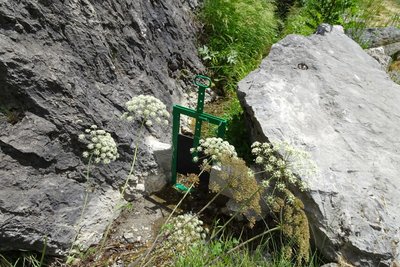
xmin=0 ymin=0 xmax=203 ymax=255
xmin=238 ymin=26 xmax=400 ymax=266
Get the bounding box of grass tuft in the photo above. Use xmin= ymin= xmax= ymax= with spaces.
xmin=198 ymin=0 xmax=278 ymax=162
xmin=199 ymin=0 xmax=278 ymax=94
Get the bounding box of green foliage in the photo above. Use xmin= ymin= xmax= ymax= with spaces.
xmin=283 ymin=0 xmax=353 ymax=35
xmin=225 ymin=111 xmax=253 ymax=163
xmin=0 ymin=105 xmax=24 ymax=124
xmin=389 ymin=59 xmax=400 ymax=84
xmin=0 ymin=252 xmax=44 ymax=267
xmin=252 ymin=141 xmax=317 ymax=265
xmin=343 ymin=0 xmax=386 ymax=47
xmin=217 ymin=96 xmax=253 ymax=163
xmin=282 ymin=3 xmax=315 ymax=36
xmin=0 ymin=237 xmax=47 ymax=267
xmin=209 ymin=154 xmax=262 ymax=227
xmin=199 ymin=0 xmax=278 ymax=93
xmin=173 ymin=237 xmax=266 ymax=267
xmin=198 ymin=0 xmax=278 ymax=164
xmin=0 ymin=254 xmax=16 ymax=267
xmin=201 ymin=93 xmax=253 ymax=163
xmin=282 ymin=0 xmax=383 ymax=41
xmin=387 ymin=13 xmax=400 ymax=27
xmin=173 ymin=232 xmax=319 ymax=267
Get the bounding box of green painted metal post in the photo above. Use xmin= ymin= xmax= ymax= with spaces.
xmin=193 ymin=75 xmax=211 ymax=151
xmin=171 ymin=107 xmax=181 ymax=185
xmin=171 ymin=75 xmax=227 ymax=188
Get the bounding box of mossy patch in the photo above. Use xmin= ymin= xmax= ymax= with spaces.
xmin=0 ymin=105 xmax=24 ymax=124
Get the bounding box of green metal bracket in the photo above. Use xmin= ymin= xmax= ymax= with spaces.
xmin=171 ymin=75 xmax=227 ymax=188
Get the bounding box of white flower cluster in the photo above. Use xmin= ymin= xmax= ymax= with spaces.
xmin=121 ymin=95 xmax=170 ymax=127
xmin=191 ymin=137 xmax=237 ymax=163
xmin=165 ymin=213 xmax=208 ymax=252
xmin=252 ymin=141 xmax=315 ymax=203
xmin=79 ymin=125 xmax=119 ymax=164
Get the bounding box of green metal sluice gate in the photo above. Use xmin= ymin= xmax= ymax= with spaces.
xmin=171 ymin=75 xmax=227 ymax=191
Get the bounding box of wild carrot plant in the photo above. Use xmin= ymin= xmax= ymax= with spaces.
xmin=251 ymin=141 xmax=316 ymax=264
xmin=99 ymin=95 xmax=170 ymax=249
xmin=120 ymin=95 xmax=170 ymax=195
xmin=67 ymin=126 xmax=118 ymax=262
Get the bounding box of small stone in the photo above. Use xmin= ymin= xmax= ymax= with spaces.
xmin=72 ymin=258 xmax=81 ymax=266
xmin=135 ymin=183 xmax=145 ymax=192
xmin=123 ymin=232 xmax=136 ymax=243
xmin=14 ymin=22 xmax=24 ymax=33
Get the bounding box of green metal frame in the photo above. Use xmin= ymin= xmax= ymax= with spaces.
xmin=171 ymin=75 xmax=227 ymax=185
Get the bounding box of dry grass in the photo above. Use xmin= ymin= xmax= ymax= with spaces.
xmin=390 ymin=59 xmax=400 ymax=71
xmin=371 ymin=0 xmax=400 ymax=26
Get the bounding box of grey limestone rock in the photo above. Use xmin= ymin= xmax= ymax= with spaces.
xmin=365 ymin=47 xmax=392 ymax=70
xmin=347 ymin=27 xmax=400 ymax=71
xmin=382 ymin=41 xmax=400 ymax=57
xmin=0 ymin=0 xmax=203 ymax=255
xmin=238 ymin=26 xmax=400 ymax=266
xmin=320 ymin=264 xmax=339 ymax=267
xmin=347 ymin=26 xmax=400 ymax=48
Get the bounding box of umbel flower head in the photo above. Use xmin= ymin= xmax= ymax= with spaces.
xmin=252 ymin=141 xmax=313 ymax=264
xmin=121 ymin=95 xmax=170 ymax=127
xmin=164 ymin=213 xmax=208 ymax=252
xmin=191 ymin=137 xmax=237 ymax=163
xmin=79 ymin=125 xmax=119 ymax=164
xmin=251 ymin=141 xmax=315 ymax=204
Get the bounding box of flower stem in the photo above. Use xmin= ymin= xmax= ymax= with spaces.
xmin=67 ymin=155 xmax=93 ymax=258
xmin=210 ymin=185 xmax=263 ymax=240
xmin=99 ymin=119 xmax=146 ymax=251
xmin=137 ymin=162 xmax=214 ymax=267
xmin=138 ymin=182 xmax=196 ymax=267
xmin=121 ymin=119 xmax=146 ymax=196
xmin=138 ymin=161 xmax=235 ymax=267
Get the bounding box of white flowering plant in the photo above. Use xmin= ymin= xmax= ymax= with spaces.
xmin=138 ymin=212 xmax=209 ymax=266
xmin=163 ymin=213 xmax=208 ymax=252
xmin=72 ymin=95 xmax=173 ymax=262
xmin=78 ymin=125 xmax=119 ymax=164
xmin=251 ymin=141 xmax=315 ymax=204
xmin=98 ymin=95 xmax=171 ymax=252
xmin=68 ymin=125 xmax=119 ymax=260
xmin=190 ymin=137 xmax=237 ymax=164
xmin=121 ymin=95 xmax=170 ymax=127
xmin=118 ymin=95 xmax=170 ymax=196
xmin=251 ymin=141 xmax=315 ymax=263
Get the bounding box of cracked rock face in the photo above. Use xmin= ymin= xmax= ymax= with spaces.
xmin=0 ymin=0 xmax=203 ymax=255
xmin=238 ymin=26 xmax=400 ymax=266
